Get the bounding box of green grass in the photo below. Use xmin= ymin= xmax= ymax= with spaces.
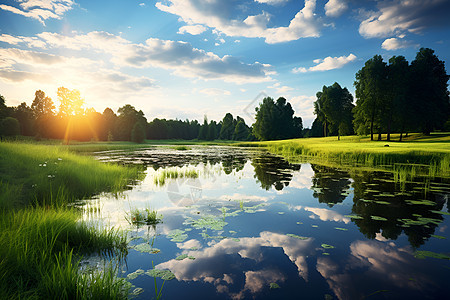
xmin=126 ymin=207 xmax=163 ymax=226
xmin=0 ymin=207 xmax=129 ymax=299
xmin=237 ymin=133 xmax=450 ymax=177
xmin=153 ymin=167 xmax=199 ymax=186
xmin=0 ymin=141 xmax=141 ymax=208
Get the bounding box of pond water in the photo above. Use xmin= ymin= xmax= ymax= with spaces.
xmin=81 ymin=146 xmax=450 ymax=300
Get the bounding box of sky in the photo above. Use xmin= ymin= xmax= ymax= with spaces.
xmin=0 ymin=0 xmax=449 ymax=127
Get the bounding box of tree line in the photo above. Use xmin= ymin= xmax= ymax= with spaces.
xmin=0 ymin=47 xmax=448 ymax=143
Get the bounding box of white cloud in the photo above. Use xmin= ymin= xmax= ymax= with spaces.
xmin=198 ymin=88 xmax=231 ymax=96
xmin=255 ymin=0 xmax=289 ymax=5
xmin=0 ymin=0 xmax=75 ymax=25
xmin=1 ymin=31 xmax=272 ymax=84
xmin=155 ymin=0 xmax=323 ymax=44
xmin=324 ymin=0 xmax=347 ymax=17
xmin=268 ymin=82 xmax=293 ymax=95
xmin=292 ymin=53 xmax=356 ymax=73
xmin=381 ymin=37 xmax=418 ymax=50
xmin=289 ymin=95 xmax=315 ymax=127
xmin=139 ymin=2 xmax=145 ymax=7
xmin=178 ymin=25 xmax=207 ymax=35
xmin=359 ymin=0 xmax=450 ymax=39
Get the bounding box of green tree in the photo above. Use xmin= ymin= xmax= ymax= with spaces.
xmin=253 ymin=97 xmax=301 ymax=140
xmin=116 ymin=105 xmax=147 ymax=141
xmin=57 ymin=87 xmax=84 ymax=117
xmin=0 ymin=117 xmax=20 ymax=137
xmin=198 ymin=115 xmax=208 ymax=140
xmin=13 ymin=102 xmax=35 ymax=136
xmin=388 ymin=56 xmax=412 ymax=141
xmin=131 ymin=122 xmax=146 ymax=143
xmin=219 ymin=113 xmax=235 ymax=140
xmin=353 ymin=55 xmax=388 ymax=140
xmin=233 ymin=119 xmax=250 ymax=140
xmin=31 ymin=90 xmax=55 ymax=138
xmin=315 ymin=83 xmax=354 ymax=140
xmin=410 ymin=48 xmax=449 ymax=135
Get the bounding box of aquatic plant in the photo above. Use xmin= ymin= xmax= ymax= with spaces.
xmin=153 ymin=167 xmax=199 ymax=185
xmin=126 ymin=207 xmax=162 ymax=226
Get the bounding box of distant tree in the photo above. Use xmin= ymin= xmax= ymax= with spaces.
xmin=131 ymin=122 xmax=146 ymax=143
xmin=253 ymin=96 xmax=303 ymax=141
xmin=198 ymin=115 xmax=208 ymax=140
xmin=0 ymin=117 xmax=20 ymax=137
xmin=315 ymin=83 xmax=354 ymax=140
xmin=0 ymin=94 xmax=9 ymax=119
xmin=387 ymin=56 xmax=412 ymax=141
xmin=13 ymin=102 xmax=35 ymax=136
xmin=233 ymin=119 xmax=249 ymax=140
xmin=57 ymin=87 xmax=84 ymax=117
xmin=353 ymin=55 xmax=388 ymax=140
xmin=116 ymin=104 xmax=147 ymax=141
xmin=219 ymin=113 xmax=235 ymax=140
xmin=410 ymin=48 xmax=449 ymax=135
xmin=101 ymin=108 xmax=118 ymax=141
xmin=31 ymin=90 xmax=55 ymax=138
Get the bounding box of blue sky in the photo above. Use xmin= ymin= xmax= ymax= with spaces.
xmin=0 ymin=0 xmax=449 ymax=127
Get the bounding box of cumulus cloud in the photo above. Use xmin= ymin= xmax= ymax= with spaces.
xmin=381 ymin=37 xmax=418 ymax=50
xmin=255 ymin=0 xmax=289 ymax=5
xmin=1 ymin=31 xmax=272 ymax=84
xmin=0 ymin=0 xmax=75 ymax=25
xmin=198 ymin=88 xmax=231 ymax=96
xmin=359 ymin=0 xmax=450 ymax=39
xmin=324 ymin=0 xmax=347 ymax=17
xmin=292 ymin=53 xmax=356 ymax=73
xmin=178 ymin=25 xmax=207 ymax=35
xmin=155 ymin=0 xmax=323 ymax=44
xmin=289 ymin=94 xmax=315 ymax=127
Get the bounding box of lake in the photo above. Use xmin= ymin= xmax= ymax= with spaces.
xmin=80 ymin=146 xmax=450 ymax=299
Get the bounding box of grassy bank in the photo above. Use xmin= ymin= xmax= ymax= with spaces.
xmin=0 ymin=141 xmax=141 ymax=299
xmin=237 ymin=133 xmax=450 ymax=177
xmin=0 ymin=142 xmax=141 ymax=208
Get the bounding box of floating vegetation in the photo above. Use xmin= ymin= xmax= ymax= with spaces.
xmin=323 ymin=253 xmax=330 ymax=256
xmin=405 ymin=199 xmax=437 ymax=206
xmin=278 ymin=212 xmax=285 ymax=215
xmin=154 ymin=167 xmax=199 ymax=185
xmin=431 ymin=235 xmax=446 ymax=240
xmin=398 ymin=217 xmax=442 ymax=226
xmin=126 ymin=207 xmax=162 ymax=226
xmin=229 ymin=230 xmax=237 ymax=234
xmin=200 ymin=232 xmax=226 ymax=240
xmin=321 ymin=244 xmax=335 ymax=249
xmin=287 ymin=234 xmax=309 ymax=240
xmin=231 ymin=238 xmax=240 ymax=242
xmin=242 ymin=203 xmax=266 ymax=214
xmin=127 ymin=269 xmax=145 ymax=280
xmin=371 ymin=216 xmax=388 ymax=221
xmin=172 ymin=146 xmax=191 ymax=151
xmin=414 ymin=251 xmax=450 ymax=260
xmin=269 ymin=283 xmax=280 ymax=289
xmin=184 ymin=215 xmax=227 ymax=231
xmin=431 ymin=210 xmax=450 ymax=216
xmin=345 ymin=214 xmax=364 ymax=219
xmin=131 ymin=287 xmax=144 ymax=296
xmin=312 ymin=225 xmax=319 ymax=228
xmin=374 ymin=201 xmax=390 ymax=205
xmin=296 ymin=221 xmax=303 ymax=225
xmin=167 ymin=229 xmax=188 ymax=243
xmin=175 ymin=254 xmax=195 ymax=260
xmin=145 ymin=269 xmax=176 ymax=280
xmin=133 ymin=243 xmax=161 ymax=254
xmin=334 ymin=227 xmax=348 ymax=231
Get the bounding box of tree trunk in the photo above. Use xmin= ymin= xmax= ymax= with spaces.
xmin=377 ymin=127 xmax=382 ymax=141
xmin=399 ymin=125 xmax=404 ymax=142
xmin=324 ymin=121 xmax=327 ymax=137
xmin=370 ymin=118 xmax=374 ymax=141
xmin=387 ymin=114 xmax=391 ymax=141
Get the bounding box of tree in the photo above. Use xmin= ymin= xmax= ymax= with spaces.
xmin=0 ymin=117 xmax=20 ymax=137
xmin=388 ymin=56 xmax=412 ymax=141
xmin=131 ymin=122 xmax=146 ymax=143
xmin=13 ymin=102 xmax=35 ymax=136
xmin=315 ymin=83 xmax=354 ymax=140
xmin=116 ymin=105 xmax=147 ymax=141
xmin=410 ymin=48 xmax=449 ymax=135
xmin=31 ymin=90 xmax=55 ymax=138
xmin=101 ymin=108 xmax=118 ymax=141
xmin=198 ymin=115 xmax=208 ymax=140
xmin=233 ymin=119 xmax=250 ymax=140
xmin=353 ymin=55 xmax=388 ymax=140
xmin=57 ymin=87 xmax=84 ymax=117
xmin=219 ymin=113 xmax=235 ymax=140
xmin=253 ymin=96 xmax=302 ymax=141
xmin=0 ymin=94 xmax=9 ymax=119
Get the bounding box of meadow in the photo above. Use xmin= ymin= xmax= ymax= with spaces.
xmin=237 ymin=133 xmax=450 ymax=178
xmin=0 ymin=141 xmax=141 ymax=299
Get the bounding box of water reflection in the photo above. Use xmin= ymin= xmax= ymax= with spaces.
xmin=85 ymin=146 xmax=450 ymax=299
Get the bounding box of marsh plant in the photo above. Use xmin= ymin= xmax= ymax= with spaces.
xmin=153 ymin=167 xmax=199 ymax=185
xmin=126 ymin=207 xmax=163 ymax=227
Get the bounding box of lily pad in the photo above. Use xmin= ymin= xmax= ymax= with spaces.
xmin=176 ymin=254 xmax=189 ymax=261
xmin=127 ymin=269 xmax=145 ymax=280
xmin=311 ymin=225 xmax=319 ymax=228
xmin=431 ymin=210 xmax=450 ymax=216
xmin=345 ymin=214 xmax=363 ymax=220
xmin=414 ymin=250 xmax=450 ymax=260
xmin=167 ymin=229 xmax=188 ymax=243
xmin=133 ymin=243 xmax=160 ymax=254
xmin=145 ymin=269 xmax=176 ymax=280
xmin=371 ymin=216 xmax=388 ymax=221
xmin=334 ymin=227 xmax=348 ymax=231
xmin=131 ymin=287 xmax=144 ymax=296
xmin=185 ymin=215 xmax=227 ymax=231
xmin=269 ymin=283 xmax=280 ymax=289
xmin=278 ymin=212 xmax=285 ymax=215
xmin=321 ymin=244 xmax=335 ymax=249
xmin=287 ymin=234 xmax=308 ymax=240
xmin=431 ymin=235 xmax=446 ymax=240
